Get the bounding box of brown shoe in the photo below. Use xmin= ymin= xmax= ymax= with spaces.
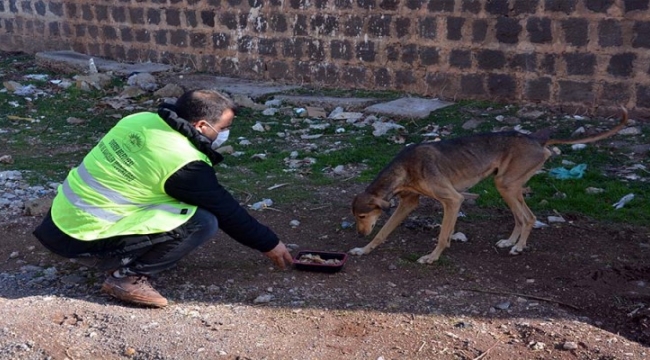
xmin=101 ymin=275 xmax=168 ymax=308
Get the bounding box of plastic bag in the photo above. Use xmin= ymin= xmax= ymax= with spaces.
xmin=548 ymin=164 xmax=587 ymax=179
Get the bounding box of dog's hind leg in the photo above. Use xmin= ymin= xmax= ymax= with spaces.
xmin=417 ymin=190 xmax=464 ymax=264
xmin=495 ymin=184 xmax=536 ymax=255
xmin=349 ymin=193 xmax=420 ymax=255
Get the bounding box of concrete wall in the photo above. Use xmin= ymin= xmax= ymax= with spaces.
xmin=1 ymin=0 xmax=649 ymax=116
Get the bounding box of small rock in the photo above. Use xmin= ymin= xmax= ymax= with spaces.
xmin=530 ymin=341 xmax=546 ymax=351
xmin=3 ymin=80 xmax=23 ymax=92
xmin=127 ymin=72 xmax=158 ymax=91
xmin=120 ymin=85 xmax=147 ymax=99
xmin=253 ymin=294 xmax=274 ymax=304
xmin=585 ymin=187 xmax=605 ymax=194
xmin=388 ymin=264 xmax=397 ymax=271
xmin=517 ymin=109 xmax=545 ymax=119
xmin=328 ymin=106 xmax=344 ymax=118
xmin=495 ymin=301 xmax=511 ymax=310
xmin=0 ymin=155 xmax=14 ymax=164
xmin=562 ymin=341 xmax=578 ymax=350
xmin=9 ymin=251 xmax=19 ymax=259
xmin=330 ymin=112 xmax=364 ymax=121
xmin=66 ymin=117 xmax=86 ymax=125
xmin=252 ymin=122 xmax=266 ymax=131
xmin=618 ymin=127 xmax=642 ymax=136
xmin=306 ymin=106 xmax=327 ymax=118
xmin=462 ymin=119 xmax=483 ymax=130
xmin=340 ymin=221 xmax=354 ymax=229
xmin=289 ymin=220 xmax=300 ymax=228
xmin=24 ymin=197 xmax=53 ymax=216
xmin=286 ymin=243 xmax=300 ymax=251
xmin=262 ymin=108 xmax=279 ymax=116
xmin=264 ymin=99 xmax=282 ymax=107
xmin=124 ymin=347 xmax=136 ymax=356
xmin=332 ymin=165 xmax=346 ymax=175
xmin=450 ymin=232 xmax=467 ymax=242
xmin=153 ymin=83 xmax=185 ymax=98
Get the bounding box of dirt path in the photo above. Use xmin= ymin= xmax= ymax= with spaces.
xmin=1 ymin=193 xmax=649 ymax=359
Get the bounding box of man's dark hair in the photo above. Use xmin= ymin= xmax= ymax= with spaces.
xmin=174 ymin=89 xmax=236 ymax=124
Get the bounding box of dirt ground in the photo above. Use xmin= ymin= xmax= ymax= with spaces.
xmin=1 ymin=183 xmax=649 ymax=360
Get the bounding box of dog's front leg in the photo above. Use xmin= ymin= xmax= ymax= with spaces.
xmin=417 ymin=195 xmax=463 ymax=264
xmin=349 ymin=194 xmax=419 ymax=256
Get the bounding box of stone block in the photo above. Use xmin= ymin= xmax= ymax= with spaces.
xmin=461 ymin=74 xmax=486 ymax=95
xmin=419 ymin=17 xmax=437 ymax=39
xmin=396 ymin=18 xmax=411 ymax=38
xmin=513 ymin=0 xmax=539 ymax=14
xmin=497 ymin=17 xmax=522 ymax=44
xmin=447 ymin=17 xmax=464 ymax=41
xmin=525 ymin=77 xmax=551 ymax=101
xmin=527 ymin=17 xmax=552 ymax=43
xmin=599 ymin=19 xmax=622 ymax=47
xmin=564 ymin=53 xmax=596 ymax=75
xmin=450 ymin=49 xmax=472 ymax=68
xmin=369 ymin=15 xmax=391 ymax=37
xmin=477 ymin=49 xmax=506 ymax=70
xmin=486 ymin=0 xmax=509 ymax=15
xmin=270 ymin=13 xmax=287 ymax=33
xmin=633 ymin=21 xmax=650 ymax=48
xmin=559 ymin=81 xmax=593 ymax=102
xmin=419 ymin=46 xmax=439 ymax=65
xmin=331 ymin=39 xmax=352 ymax=60
xmin=201 ymin=10 xmax=215 ymax=27
xmin=472 ymin=19 xmax=488 ymax=42
xmin=545 ymin=0 xmax=577 ymax=14
xmin=488 ymin=74 xmax=516 ymax=98
xmin=607 ymin=53 xmax=636 ymax=77
xmin=428 ymin=0 xmax=454 ymax=12
xmin=562 ymin=18 xmax=588 ymax=47
xmin=356 ymin=41 xmax=376 ymax=62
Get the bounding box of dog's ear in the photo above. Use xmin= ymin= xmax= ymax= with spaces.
xmin=370 ymin=198 xmax=391 ymax=210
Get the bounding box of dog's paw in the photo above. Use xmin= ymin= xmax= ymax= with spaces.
xmin=416 ymin=254 xmax=439 ymax=264
xmin=348 ymin=247 xmax=367 ymax=256
xmin=495 ymin=239 xmax=515 ymax=248
xmin=509 ymin=246 xmax=523 ymax=255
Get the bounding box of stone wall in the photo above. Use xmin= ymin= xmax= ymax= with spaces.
xmin=1 ymin=0 xmax=649 ymax=116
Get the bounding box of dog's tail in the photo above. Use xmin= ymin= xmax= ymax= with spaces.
xmin=544 ymin=107 xmax=629 ymax=146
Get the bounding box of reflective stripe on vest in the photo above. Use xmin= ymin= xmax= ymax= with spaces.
xmin=61 ymin=163 xmax=186 ymax=223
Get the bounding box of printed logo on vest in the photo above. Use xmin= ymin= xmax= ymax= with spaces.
xmin=122 ymin=131 xmax=145 ymax=153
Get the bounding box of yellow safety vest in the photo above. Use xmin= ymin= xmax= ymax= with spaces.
xmin=51 ymin=112 xmax=212 ymax=240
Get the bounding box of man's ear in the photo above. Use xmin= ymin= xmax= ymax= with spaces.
xmin=370 ymin=198 xmax=390 ymax=210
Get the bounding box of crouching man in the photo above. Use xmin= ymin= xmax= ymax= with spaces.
xmin=33 ymin=89 xmax=292 ymax=307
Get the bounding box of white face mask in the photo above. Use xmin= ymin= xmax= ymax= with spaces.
xmin=211 ymin=129 xmax=229 ymax=150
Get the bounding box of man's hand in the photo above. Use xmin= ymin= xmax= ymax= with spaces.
xmin=263 ymin=242 xmax=293 ymax=269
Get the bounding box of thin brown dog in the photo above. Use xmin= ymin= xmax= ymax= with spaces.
xmin=350 ymin=108 xmax=629 ymax=264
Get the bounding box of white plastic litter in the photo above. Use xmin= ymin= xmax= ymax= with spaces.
xmin=612 ymin=193 xmax=635 ymax=210
xmin=547 ymin=215 xmax=566 ymax=223
xmin=571 ymin=144 xmax=587 ymax=150
xmin=88 ymin=58 xmax=98 ymax=74
xmin=249 ymin=199 xmax=273 ymax=211
xmin=533 ymin=220 xmax=548 ymax=228
xmin=372 ymin=122 xmax=404 ymax=137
